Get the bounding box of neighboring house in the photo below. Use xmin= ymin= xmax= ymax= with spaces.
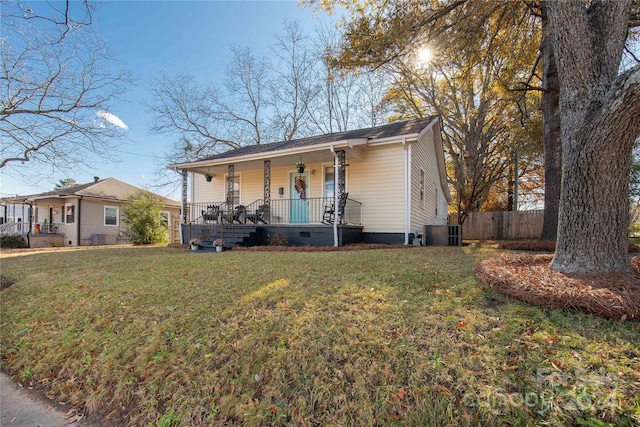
xmin=170 ymin=117 xmax=452 ymax=247
xmin=0 ymin=178 xmax=181 ymax=247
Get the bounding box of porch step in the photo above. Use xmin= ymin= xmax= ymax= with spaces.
xmin=200 ymin=226 xmax=257 ymax=249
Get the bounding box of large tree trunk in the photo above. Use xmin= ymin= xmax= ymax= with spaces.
xmin=539 ymin=1 xmax=561 ymax=241
xmin=547 ymin=0 xmax=640 ymax=274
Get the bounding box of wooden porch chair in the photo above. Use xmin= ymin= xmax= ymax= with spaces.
xmin=202 ymin=205 xmax=220 ymax=223
xmin=322 ymin=193 xmax=348 ymax=224
xmin=245 ymin=204 xmax=269 ymax=224
xmin=223 ymin=205 xmax=246 ymax=224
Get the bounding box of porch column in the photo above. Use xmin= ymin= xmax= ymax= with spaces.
xmin=264 ymin=160 xmax=271 ymax=205
xmin=336 ymin=149 xmax=346 ymax=222
xmin=179 ymin=170 xmax=188 ymax=244
xmin=227 ymin=165 xmax=235 ymax=206
xmin=181 ymin=170 xmax=188 ymax=224
xmin=332 ymin=149 xmax=346 ymax=247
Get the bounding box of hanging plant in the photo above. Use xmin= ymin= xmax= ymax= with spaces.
xmin=294 ymin=176 xmax=306 ymax=200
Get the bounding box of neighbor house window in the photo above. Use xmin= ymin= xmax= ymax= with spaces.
xmin=65 ymin=204 xmax=75 ymax=224
xmin=104 ymin=206 xmax=118 ymax=226
xmin=161 ymin=212 xmax=169 ymax=228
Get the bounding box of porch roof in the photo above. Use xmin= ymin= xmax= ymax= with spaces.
xmin=1 ymin=178 xmax=180 ymax=207
xmin=169 ymin=116 xmax=439 ymax=172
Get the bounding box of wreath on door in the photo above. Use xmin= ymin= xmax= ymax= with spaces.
xmin=294 ymin=176 xmax=306 ymax=200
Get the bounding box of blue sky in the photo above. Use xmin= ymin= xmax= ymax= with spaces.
xmin=1 ymin=0 xmax=333 ymax=199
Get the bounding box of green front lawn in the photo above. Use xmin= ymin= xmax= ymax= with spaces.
xmin=1 ymin=246 xmax=638 ymax=426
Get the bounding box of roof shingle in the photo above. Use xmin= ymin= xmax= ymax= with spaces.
xmin=199 ymin=116 xmax=438 ymax=162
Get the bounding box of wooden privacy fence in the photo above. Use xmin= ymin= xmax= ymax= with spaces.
xmin=448 ymin=210 xmax=544 ymax=240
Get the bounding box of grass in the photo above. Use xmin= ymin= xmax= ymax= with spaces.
xmin=1 ymin=246 xmax=639 ymax=426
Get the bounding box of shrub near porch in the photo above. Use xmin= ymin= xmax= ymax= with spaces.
xmin=0 ymin=247 xmax=638 ymax=426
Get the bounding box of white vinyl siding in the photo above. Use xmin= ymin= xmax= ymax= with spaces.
xmin=411 ymin=126 xmax=448 ymax=228
xmin=348 ymin=145 xmax=405 ymax=233
xmin=240 ymin=169 xmax=264 ymax=204
xmin=192 ymin=173 xmax=226 ymax=205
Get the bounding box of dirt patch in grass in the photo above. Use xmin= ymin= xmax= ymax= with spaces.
xmin=475 ymin=254 xmax=640 ymax=321
xmin=498 ymin=240 xmax=640 ymax=253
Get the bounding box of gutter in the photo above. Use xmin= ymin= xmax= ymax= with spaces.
xmin=330 ymin=145 xmax=339 ymax=247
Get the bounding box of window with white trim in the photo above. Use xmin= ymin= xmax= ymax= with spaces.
xmin=420 ymin=169 xmax=425 ymax=207
xmin=324 ymin=166 xmax=335 ymax=199
xmin=104 ymin=206 xmax=119 ymax=226
xmin=226 ymin=175 xmax=240 ymax=205
xmin=65 ymin=204 xmax=75 ymax=224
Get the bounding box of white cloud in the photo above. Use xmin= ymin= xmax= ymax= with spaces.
xmin=96 ymin=110 xmax=129 ymax=130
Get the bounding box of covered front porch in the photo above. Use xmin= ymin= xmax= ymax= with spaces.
xmin=174 ymin=144 xmax=355 ymax=247
xmin=182 ymin=196 xmax=362 ymax=248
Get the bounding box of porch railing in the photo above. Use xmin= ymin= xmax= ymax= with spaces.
xmin=343 ymin=198 xmax=362 ymax=226
xmin=39 ymin=222 xmax=62 ymax=234
xmin=0 ymin=221 xmax=30 ymax=236
xmin=187 ymin=197 xmax=361 ymax=226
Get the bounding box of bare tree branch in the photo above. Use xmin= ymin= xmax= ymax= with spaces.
xmin=1 ymin=1 xmax=132 ymax=172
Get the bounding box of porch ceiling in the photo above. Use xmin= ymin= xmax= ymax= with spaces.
xmin=185 ymin=147 xmax=362 ymax=175
xmin=32 ymin=197 xmax=64 ymax=205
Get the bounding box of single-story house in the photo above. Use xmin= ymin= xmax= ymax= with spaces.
xmin=0 ymin=178 xmax=181 ymax=247
xmin=170 ymin=117 xmax=452 ymax=247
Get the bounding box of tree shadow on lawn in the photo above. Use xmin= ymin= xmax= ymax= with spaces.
xmin=475 ymin=253 xmax=640 ymax=321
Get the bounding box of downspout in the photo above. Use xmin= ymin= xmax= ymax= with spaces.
xmin=330 ymin=145 xmax=339 ymax=247
xmin=403 ymin=138 xmax=411 ymax=245
xmin=77 ymin=196 xmax=83 ymax=246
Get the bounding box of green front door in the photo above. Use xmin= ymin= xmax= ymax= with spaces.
xmin=290 ymin=172 xmax=309 ymax=223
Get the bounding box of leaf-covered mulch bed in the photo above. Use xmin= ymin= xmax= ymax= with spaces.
xmin=498 ymin=240 xmax=640 ymax=253
xmin=475 ymin=254 xmax=640 ymax=321
xmin=167 ymin=243 xmax=412 ymax=251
